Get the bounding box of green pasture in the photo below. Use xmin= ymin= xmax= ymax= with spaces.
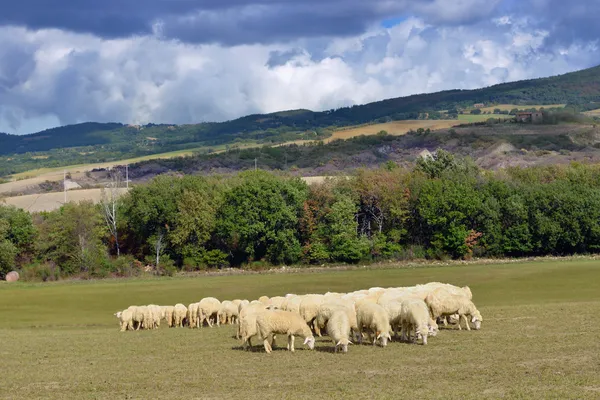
xmin=1 ymin=259 xmax=599 ymax=399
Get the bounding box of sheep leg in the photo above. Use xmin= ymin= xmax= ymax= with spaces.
xmin=313 ymin=320 xmax=322 ymax=337
xmin=462 ymin=314 xmax=471 ymax=331
xmin=271 ymin=334 xmax=277 ymax=349
xmin=263 ymin=339 xmax=272 ymax=354
xmin=456 ymin=316 xmax=462 ymax=331
xmin=290 ymin=335 xmax=295 ymax=352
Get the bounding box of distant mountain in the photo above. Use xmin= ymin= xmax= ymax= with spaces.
xmin=2 ymin=64 xmax=600 ymax=157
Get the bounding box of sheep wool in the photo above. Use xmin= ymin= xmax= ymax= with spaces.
xmin=198 ymin=297 xmax=221 ymax=328
xmin=425 ymin=292 xmax=483 ymax=331
xmin=256 ymin=310 xmax=315 ymax=354
xmin=355 ymin=301 xmax=392 ymax=347
xmin=400 ymin=299 xmax=431 ymax=345
xmin=327 ymin=310 xmax=352 ymax=353
xmin=173 ymin=304 xmax=188 ymax=328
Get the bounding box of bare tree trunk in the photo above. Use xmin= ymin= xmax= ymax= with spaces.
xmin=155 ymin=231 xmax=164 ymax=268
xmin=101 ymin=169 xmax=123 ymax=256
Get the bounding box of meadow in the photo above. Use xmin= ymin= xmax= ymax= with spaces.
xmin=1 ymin=258 xmax=599 ymax=399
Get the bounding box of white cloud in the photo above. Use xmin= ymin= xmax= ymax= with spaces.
xmin=0 ymin=17 xmax=597 ymax=135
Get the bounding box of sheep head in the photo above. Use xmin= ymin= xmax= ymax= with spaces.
xmin=336 ymin=339 xmax=352 ymax=353
xmin=303 ymin=336 xmax=315 ymax=350
xmin=471 ymin=310 xmax=483 ymax=330
xmin=376 ymin=331 xmax=392 ymax=347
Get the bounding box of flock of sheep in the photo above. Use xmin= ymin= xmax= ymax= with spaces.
xmin=114 ymin=281 xmax=483 ymax=353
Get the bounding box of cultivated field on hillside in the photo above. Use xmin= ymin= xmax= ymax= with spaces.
xmin=2 ymin=188 xmax=130 ymax=212
xmin=1 ymin=259 xmax=598 ymax=399
xmin=476 ymin=104 xmax=565 ymax=113
xmin=329 ymin=120 xmax=459 ymax=141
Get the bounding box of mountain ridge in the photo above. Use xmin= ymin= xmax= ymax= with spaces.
xmin=1 ymin=64 xmax=599 ymax=161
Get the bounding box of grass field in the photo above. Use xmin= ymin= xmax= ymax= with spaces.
xmin=1 ymin=259 xmax=599 ymax=399
xmin=457 ymin=114 xmax=513 ymax=123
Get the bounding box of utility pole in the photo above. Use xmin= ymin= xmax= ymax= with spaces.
xmin=126 ymin=164 xmax=129 ymax=189
xmin=63 ymin=169 xmax=67 ymax=203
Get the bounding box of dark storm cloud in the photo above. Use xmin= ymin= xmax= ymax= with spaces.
xmin=0 ymin=0 xmax=409 ymax=44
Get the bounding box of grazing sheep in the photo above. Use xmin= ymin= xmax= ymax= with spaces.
xmin=238 ymin=302 xmax=271 ymax=348
xmin=327 ymin=310 xmax=353 ymax=353
xmin=355 ymin=301 xmax=392 ymax=347
xmin=256 ymin=310 xmax=315 ymax=354
xmin=315 ymin=300 xmax=358 ymax=340
xmin=425 ymin=292 xmax=483 ymax=331
xmin=378 ymin=299 xmax=404 ymax=340
xmin=161 ymin=306 xmax=175 ymax=327
xmin=173 ymin=304 xmax=188 ymax=328
xmin=198 ymin=297 xmax=221 ymax=327
xmin=187 ymin=303 xmax=200 ymax=328
xmin=400 ymin=299 xmax=431 ymax=345
xmin=218 ymin=300 xmax=239 ymax=325
xmin=114 ymin=309 xmax=133 ymax=332
xmin=282 ymin=295 xmax=304 ymax=314
xmin=129 ymin=306 xmax=151 ymax=330
xmin=147 ymin=304 xmax=162 ymax=329
xmin=268 ymin=296 xmax=286 ymax=310
xmin=299 ymin=294 xmax=325 ymax=336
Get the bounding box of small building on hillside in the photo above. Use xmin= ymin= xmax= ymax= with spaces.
xmin=516 ymin=111 xmax=543 ymax=123
xmin=473 ymin=103 xmax=485 ymax=108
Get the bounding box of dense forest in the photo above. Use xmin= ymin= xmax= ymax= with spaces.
xmin=4 ymin=155 xmax=600 ymax=281
xmin=1 ymin=64 xmax=600 ymax=175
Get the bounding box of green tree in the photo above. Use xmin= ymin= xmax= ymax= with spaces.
xmin=216 ymin=171 xmax=307 ymax=265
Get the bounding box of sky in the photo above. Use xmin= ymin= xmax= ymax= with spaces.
xmin=0 ymin=0 xmax=599 ymax=135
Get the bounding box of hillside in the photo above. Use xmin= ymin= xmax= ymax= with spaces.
xmin=1 ymin=64 xmax=600 ymax=177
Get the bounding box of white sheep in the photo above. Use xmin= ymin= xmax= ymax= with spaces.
xmin=315 ymin=300 xmax=359 ymax=340
xmin=147 ymin=304 xmax=162 ymax=329
xmin=327 ymin=310 xmax=353 ymax=353
xmin=281 ymin=295 xmax=304 ymax=314
xmin=198 ymin=297 xmax=221 ymax=327
xmin=258 ymin=295 xmax=270 ymax=305
xmin=173 ymin=304 xmax=188 ymax=328
xmin=355 ymin=301 xmax=392 ymax=347
xmin=187 ymin=303 xmax=199 ymax=328
xmin=256 ymin=310 xmax=315 ymax=354
xmin=400 ymin=299 xmax=431 ymax=345
xmin=268 ymin=296 xmax=286 ymax=310
xmin=238 ymin=302 xmax=272 ymax=349
xmin=161 ymin=305 xmax=175 ymax=327
xmin=129 ymin=305 xmax=152 ymax=330
xmin=114 ymin=309 xmax=133 ymax=332
xmin=425 ymin=292 xmax=483 ymax=331
xmin=299 ymin=294 xmax=325 ymax=336
xmin=218 ymin=300 xmax=239 ymax=325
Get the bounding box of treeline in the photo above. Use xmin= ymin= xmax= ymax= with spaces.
xmin=5 ymin=152 xmax=600 ymax=280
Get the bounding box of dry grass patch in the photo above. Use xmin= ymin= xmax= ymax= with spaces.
xmin=3 ymin=188 xmax=129 ymax=212
xmin=329 ymin=120 xmax=459 ymax=141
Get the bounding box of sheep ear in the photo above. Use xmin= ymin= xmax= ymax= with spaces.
xmin=336 ymin=340 xmax=342 ymax=346
xmin=471 ymin=316 xmax=477 ymax=322
xmin=348 ymin=341 xmax=353 ymax=345
xmin=303 ymin=337 xmax=311 ymax=345
xmin=376 ymin=333 xmax=381 ymax=340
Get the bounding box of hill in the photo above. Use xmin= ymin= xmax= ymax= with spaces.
xmin=1 ymin=64 xmax=600 ymax=177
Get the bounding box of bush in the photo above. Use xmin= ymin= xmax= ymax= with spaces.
xmin=202 ymin=250 xmax=229 ymax=269
xmin=301 ymin=242 xmax=330 ymax=264
xmin=111 ymin=255 xmax=142 ymax=277
xmin=20 ymin=262 xmax=60 ymax=282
